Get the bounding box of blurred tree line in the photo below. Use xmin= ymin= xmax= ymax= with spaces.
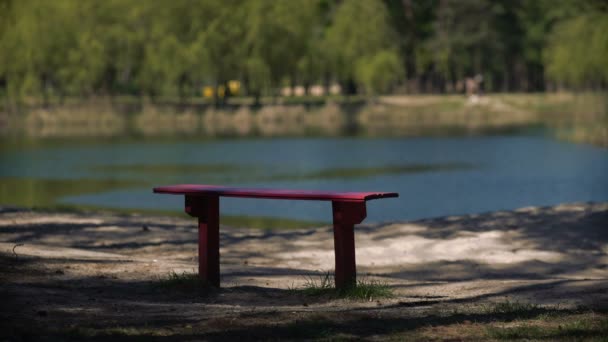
xmin=0 ymin=0 xmax=606 ymax=107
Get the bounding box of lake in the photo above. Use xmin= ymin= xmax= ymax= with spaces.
xmin=1 ymin=135 xmax=607 ymax=226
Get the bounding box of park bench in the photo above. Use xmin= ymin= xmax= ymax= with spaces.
xmin=153 ymin=184 xmax=398 ymax=289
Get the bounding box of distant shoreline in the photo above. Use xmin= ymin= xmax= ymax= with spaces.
xmin=1 ymin=93 xmax=606 ymax=147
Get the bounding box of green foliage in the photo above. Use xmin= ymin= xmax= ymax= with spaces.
xmin=324 ymin=0 xmax=399 ymax=85
xmin=0 ymin=0 xmax=605 ymax=105
xmin=545 ymin=10 xmax=608 ymax=86
xmin=245 ymin=57 xmax=271 ymax=97
xmin=356 ymin=50 xmax=405 ymax=94
xmin=424 ymin=0 xmax=510 ymax=85
xmin=243 ymin=0 xmax=316 ymax=87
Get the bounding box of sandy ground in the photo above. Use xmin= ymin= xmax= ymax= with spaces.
xmin=1 ymin=202 xmax=607 ymax=340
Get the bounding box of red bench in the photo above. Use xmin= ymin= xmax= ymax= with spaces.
xmin=153 ymin=184 xmax=398 ymax=289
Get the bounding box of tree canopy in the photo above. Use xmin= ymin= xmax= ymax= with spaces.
xmin=0 ymin=0 xmax=606 ymax=105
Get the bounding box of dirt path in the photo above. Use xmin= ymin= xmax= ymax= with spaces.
xmin=1 ymin=203 xmax=607 ymax=340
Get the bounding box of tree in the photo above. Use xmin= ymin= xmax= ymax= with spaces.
xmin=356 ymin=50 xmax=404 ymax=95
xmin=242 ymin=0 xmax=317 ymax=96
xmin=384 ymin=0 xmax=436 ymax=92
xmin=198 ymin=0 xmax=247 ymax=103
xmin=1 ymin=0 xmax=605 ymax=105
xmin=324 ymin=0 xmax=401 ymax=94
xmin=544 ymin=1 xmax=608 ymax=88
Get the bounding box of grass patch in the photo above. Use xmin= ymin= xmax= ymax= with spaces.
xmin=387 ymin=307 xmax=608 ymax=341
xmin=293 ymin=272 xmax=393 ymax=300
xmin=156 ymin=271 xmax=218 ymax=293
xmin=486 ymin=324 xmax=546 ymax=340
xmin=279 ymin=316 xmax=341 ymax=340
xmin=486 ymin=315 xmax=608 ymax=340
xmin=14 ymin=323 xmax=174 ymax=340
xmin=61 ymin=325 xmax=169 ymax=338
xmin=484 ymin=300 xmax=540 ymax=315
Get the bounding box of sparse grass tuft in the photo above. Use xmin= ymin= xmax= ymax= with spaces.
xmin=294 ymin=272 xmax=393 ymax=300
xmin=339 ymin=279 xmax=393 ymax=300
xmin=57 ymin=325 xmax=170 ymax=339
xmin=486 ymin=324 xmax=546 ymax=340
xmin=156 ymin=271 xmax=217 ymax=293
xmin=485 ymin=300 xmax=540 ymax=315
xmin=297 ymin=272 xmax=335 ymax=297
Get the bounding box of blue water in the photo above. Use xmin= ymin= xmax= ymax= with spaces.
xmin=1 ymin=136 xmax=607 ymax=222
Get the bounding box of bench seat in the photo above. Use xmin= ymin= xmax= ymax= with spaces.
xmin=153 ymin=184 xmax=398 ymax=289
xmin=154 ymin=184 xmax=397 ymax=201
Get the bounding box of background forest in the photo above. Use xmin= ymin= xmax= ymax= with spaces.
xmin=0 ymin=0 xmax=607 ymax=108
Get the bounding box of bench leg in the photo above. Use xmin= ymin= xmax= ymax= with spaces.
xmin=332 ymin=201 xmax=367 ymax=289
xmin=185 ymin=195 xmax=220 ymax=287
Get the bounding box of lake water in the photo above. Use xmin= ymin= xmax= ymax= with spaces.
xmin=1 ymin=135 xmax=607 ymax=224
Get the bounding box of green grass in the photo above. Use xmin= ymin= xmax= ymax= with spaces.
xmin=484 ymin=300 xmax=541 ymax=315
xmin=486 ymin=316 xmax=608 ymax=340
xmin=156 ymin=271 xmax=218 ymax=293
xmin=8 ymin=298 xmax=608 ymax=340
xmin=159 ymin=271 xmax=393 ymax=301
xmin=293 ymin=272 xmax=393 ymax=300
xmin=486 ymin=324 xmax=546 ymax=340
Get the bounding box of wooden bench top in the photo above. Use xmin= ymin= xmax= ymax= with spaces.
xmin=153 ymin=184 xmax=398 ymax=288
xmin=153 ymin=184 xmax=399 ymax=202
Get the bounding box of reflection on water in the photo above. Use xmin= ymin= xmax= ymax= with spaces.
xmin=0 ymin=177 xmax=142 ymax=208
xmin=0 ymin=136 xmax=607 ymax=226
xmin=90 ymin=163 xmax=241 ymax=175
xmin=90 ymin=162 xmax=474 ymax=182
